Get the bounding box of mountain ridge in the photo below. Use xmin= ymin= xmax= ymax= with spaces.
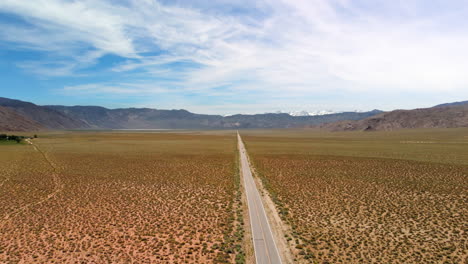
xmin=3 ymin=96 xmax=467 ymax=131
xmin=433 ymin=100 xmax=468 ymax=108
xmin=321 ymin=101 xmax=468 ymax=131
xmin=46 ymin=104 xmax=382 ymax=129
xmin=0 ymin=97 xmax=382 ymax=130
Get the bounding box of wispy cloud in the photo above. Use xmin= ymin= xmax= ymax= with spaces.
xmin=0 ymin=0 xmax=135 ymax=55
xmin=0 ymin=0 xmax=467 ymax=112
xmin=61 ymin=82 xmax=172 ymax=95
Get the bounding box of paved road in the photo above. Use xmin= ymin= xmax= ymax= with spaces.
xmin=238 ymin=132 xmax=282 ymax=264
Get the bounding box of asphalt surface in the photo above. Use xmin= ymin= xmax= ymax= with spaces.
xmin=238 ymin=132 xmax=282 ymax=264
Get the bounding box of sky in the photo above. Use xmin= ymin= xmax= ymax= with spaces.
xmin=0 ymin=0 xmax=467 ymax=114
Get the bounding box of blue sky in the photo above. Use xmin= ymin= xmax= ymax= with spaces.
xmin=1 ymin=0 xmax=467 ymax=114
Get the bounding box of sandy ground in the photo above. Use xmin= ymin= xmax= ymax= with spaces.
xmin=0 ymin=139 xmax=63 ymax=229
xmin=1 ymin=133 xmax=242 ymax=263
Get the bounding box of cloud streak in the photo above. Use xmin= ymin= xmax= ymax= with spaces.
xmin=0 ymin=0 xmax=467 ymax=113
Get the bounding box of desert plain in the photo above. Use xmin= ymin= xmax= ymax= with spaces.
xmin=0 ymin=129 xmax=467 ymax=263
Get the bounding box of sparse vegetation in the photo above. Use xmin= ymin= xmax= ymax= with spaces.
xmin=0 ymin=132 xmax=244 ymax=263
xmin=2 ymin=128 xmax=466 ymax=263
xmin=244 ymin=129 xmax=468 ymax=263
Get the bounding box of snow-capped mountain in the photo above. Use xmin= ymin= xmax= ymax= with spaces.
xmin=288 ymin=110 xmax=310 ymax=116
xmin=276 ymin=110 xmax=338 ymax=116
xmin=291 ymin=110 xmax=337 ymax=116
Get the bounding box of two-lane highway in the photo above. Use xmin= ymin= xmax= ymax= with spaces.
xmin=238 ymin=132 xmax=282 ymax=264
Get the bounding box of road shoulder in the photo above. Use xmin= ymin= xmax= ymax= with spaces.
xmin=244 ymin=151 xmax=300 ymax=264
xmin=240 ymin=165 xmax=256 ymax=263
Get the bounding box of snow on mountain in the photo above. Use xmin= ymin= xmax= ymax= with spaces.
xmin=288 ymin=110 xmax=310 ymax=116
xmin=286 ymin=110 xmax=337 ymax=116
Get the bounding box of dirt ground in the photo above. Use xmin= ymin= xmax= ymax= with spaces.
xmin=243 ymin=129 xmax=468 ymax=263
xmin=0 ymin=132 xmax=244 ymax=263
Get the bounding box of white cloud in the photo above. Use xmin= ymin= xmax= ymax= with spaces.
xmin=1 ymin=0 xmax=468 ymax=111
xmin=61 ymin=83 xmax=171 ymax=95
xmin=0 ymin=0 xmax=135 ymax=56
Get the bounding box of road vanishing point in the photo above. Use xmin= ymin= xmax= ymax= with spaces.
xmin=238 ymin=132 xmax=283 ymax=264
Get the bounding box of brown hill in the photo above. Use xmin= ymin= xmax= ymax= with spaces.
xmin=321 ymin=104 xmax=468 ymax=131
xmin=0 ymin=97 xmax=89 ymax=129
xmin=0 ymin=106 xmax=44 ymax=131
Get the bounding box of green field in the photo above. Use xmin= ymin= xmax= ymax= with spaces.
xmin=243 ymin=128 xmax=468 ymax=263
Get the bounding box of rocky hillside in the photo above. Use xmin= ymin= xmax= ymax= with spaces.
xmin=0 ymin=97 xmax=89 ymax=129
xmin=321 ymin=103 xmax=468 ymax=131
xmin=0 ymin=106 xmax=44 ymax=131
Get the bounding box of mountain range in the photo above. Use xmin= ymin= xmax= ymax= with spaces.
xmin=1 ymin=97 xmax=467 ymax=132
xmin=0 ymin=97 xmax=381 ymax=131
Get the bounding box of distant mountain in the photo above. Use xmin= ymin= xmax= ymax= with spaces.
xmin=45 ymin=105 xmax=223 ymax=129
xmin=433 ymin=100 xmax=468 ymax=108
xmin=0 ymin=106 xmax=44 ymax=131
xmin=0 ymin=97 xmax=89 ymax=129
xmin=321 ymin=102 xmax=468 ymax=131
xmin=0 ymin=97 xmax=383 ymax=130
xmin=47 ymin=104 xmax=382 ymax=129
xmin=220 ymin=110 xmax=382 ymax=129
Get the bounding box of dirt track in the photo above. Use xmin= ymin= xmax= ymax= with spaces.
xmin=0 ymin=139 xmax=63 ymax=227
